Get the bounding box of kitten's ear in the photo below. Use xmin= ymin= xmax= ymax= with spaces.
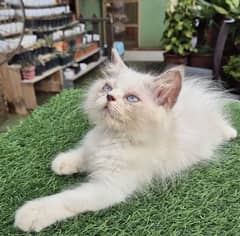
xmin=152 ymin=69 xmax=182 ymax=109
xmin=111 ymin=48 xmax=127 ymax=69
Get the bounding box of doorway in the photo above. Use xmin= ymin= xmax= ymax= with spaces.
xmin=103 ymin=0 xmax=139 ymax=49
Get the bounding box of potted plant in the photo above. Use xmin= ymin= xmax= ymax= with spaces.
xmin=193 ymin=0 xmax=219 ymax=47
xmin=34 ymin=58 xmax=46 ymax=76
xmin=189 ymin=44 xmax=214 ymax=69
xmin=21 ymin=60 xmax=36 ymax=80
xmin=162 ymin=0 xmax=197 ymax=65
xmin=70 ymin=63 xmax=80 ymax=74
xmin=199 ymin=0 xmax=240 ymax=20
xmin=57 ymin=52 xmax=73 ymax=66
xmin=223 ymin=55 xmax=240 ymax=93
xmin=44 ymin=35 xmax=54 ymax=53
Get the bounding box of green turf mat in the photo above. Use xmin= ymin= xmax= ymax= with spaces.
xmin=1 ymin=89 xmax=240 ymax=236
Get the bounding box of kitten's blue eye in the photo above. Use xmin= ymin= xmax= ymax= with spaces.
xmin=103 ymin=83 xmax=112 ymax=93
xmin=127 ymin=95 xmax=140 ymax=103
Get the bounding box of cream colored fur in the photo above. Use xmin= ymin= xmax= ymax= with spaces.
xmin=14 ymin=49 xmax=237 ymax=232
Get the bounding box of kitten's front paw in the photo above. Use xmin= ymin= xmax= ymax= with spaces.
xmin=51 ymin=152 xmax=80 ymax=175
xmin=14 ymin=199 xmax=55 ymax=232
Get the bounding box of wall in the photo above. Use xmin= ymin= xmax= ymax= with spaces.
xmin=78 ymin=0 xmax=102 ymax=38
xmin=139 ymin=0 xmax=167 ymax=48
xmin=79 ymin=0 xmax=102 ymax=18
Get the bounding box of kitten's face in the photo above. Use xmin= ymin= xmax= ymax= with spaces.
xmin=84 ymin=49 xmax=182 ymax=133
xmin=84 ymin=68 xmax=162 ymax=131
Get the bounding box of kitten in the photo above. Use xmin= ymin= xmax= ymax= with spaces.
xmin=14 ymin=49 xmax=237 ymax=232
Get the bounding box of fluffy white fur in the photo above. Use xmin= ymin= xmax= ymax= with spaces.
xmin=14 ymin=49 xmax=237 ymax=232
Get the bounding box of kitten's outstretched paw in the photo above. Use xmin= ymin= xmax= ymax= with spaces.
xmin=51 ymin=152 xmax=81 ymax=175
xmin=14 ymin=200 xmax=55 ymax=232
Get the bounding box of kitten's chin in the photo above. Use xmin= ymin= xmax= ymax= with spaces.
xmin=100 ymin=107 xmax=123 ymax=130
xmin=102 ymin=106 xmax=116 ymax=121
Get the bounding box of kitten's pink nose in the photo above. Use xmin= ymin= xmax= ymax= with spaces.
xmin=106 ymin=94 xmax=116 ymax=102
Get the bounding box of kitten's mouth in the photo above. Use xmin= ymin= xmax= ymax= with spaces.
xmin=103 ymin=104 xmax=109 ymax=112
xmin=103 ymin=104 xmax=114 ymax=118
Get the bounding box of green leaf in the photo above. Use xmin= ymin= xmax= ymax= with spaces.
xmin=226 ymin=0 xmax=239 ymax=10
xmin=185 ymin=31 xmax=192 ymax=38
xmin=176 ymin=22 xmax=183 ymax=30
xmin=171 ymin=37 xmax=177 ymax=43
xmin=178 ymin=46 xmax=184 ymax=55
xmin=165 ymin=45 xmax=172 ymax=51
xmin=167 ymin=29 xmax=174 ymax=37
xmin=174 ymin=14 xmax=181 ymax=21
xmin=212 ymin=4 xmax=229 ymax=15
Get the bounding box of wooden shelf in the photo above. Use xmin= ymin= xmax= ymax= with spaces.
xmin=25 ymin=12 xmax=72 ymax=20
xmin=62 ymin=47 xmax=100 ymax=68
xmin=0 ymin=3 xmax=17 ymax=10
xmin=6 ymin=3 xmax=67 ymax=9
xmin=21 ymin=48 xmax=101 ymax=84
xmin=66 ymin=56 xmax=107 ymax=81
xmin=0 ymin=17 xmax=20 ymax=24
xmin=75 ymin=48 xmax=100 ymax=62
xmin=31 ymin=21 xmax=79 ymax=33
xmin=23 ymin=3 xmax=67 ymax=9
xmin=21 ymin=66 xmax=62 ymax=84
xmin=1 ymin=31 xmax=23 ymax=39
xmin=14 ymin=45 xmax=42 ymax=55
xmin=61 ymin=61 xmax=74 ymax=69
xmin=1 ymin=6 xmax=107 ymax=113
xmin=53 ymin=31 xmax=85 ymax=42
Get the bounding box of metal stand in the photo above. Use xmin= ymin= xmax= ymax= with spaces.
xmin=79 ymin=14 xmax=114 ymax=59
xmin=213 ymin=18 xmax=235 ymax=80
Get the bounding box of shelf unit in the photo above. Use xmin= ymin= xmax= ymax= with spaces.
xmin=30 ymin=20 xmax=79 ymax=33
xmin=0 ymin=1 xmax=108 ymax=114
xmin=69 ymin=56 xmax=107 ymax=81
xmin=21 ymin=66 xmax=62 ymax=84
xmin=16 ymin=3 xmax=68 ymax=9
xmin=75 ymin=48 xmax=100 ymax=62
xmin=53 ymin=31 xmax=85 ymax=42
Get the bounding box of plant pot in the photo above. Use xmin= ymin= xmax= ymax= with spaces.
xmin=10 ymin=54 xmax=20 ymax=64
xmin=36 ymin=32 xmax=45 ymax=39
xmin=59 ymin=55 xmax=73 ymax=65
xmin=205 ymin=27 xmax=218 ymax=48
xmin=25 ymin=20 xmax=32 ymax=28
xmin=69 ymin=40 xmax=75 ymax=48
xmin=35 ymin=47 xmax=42 ymax=55
xmin=42 ymin=47 xmax=48 ymax=54
xmin=38 ymin=47 xmax=44 ymax=55
xmin=52 ymin=19 xmax=57 ymax=28
xmin=223 ymin=75 xmax=240 ymax=94
xmin=92 ymin=53 xmax=100 ymax=62
xmin=35 ymin=64 xmax=44 ymax=76
xmin=70 ymin=64 xmax=80 ymax=74
xmin=164 ymin=53 xmax=188 ymax=65
xmin=45 ymin=61 xmax=52 ymax=70
xmin=21 ymin=66 xmax=35 ymax=80
xmin=64 ymin=17 xmax=68 ymax=25
xmin=52 ymin=58 xmax=59 ymax=67
xmin=47 ymin=47 xmax=54 ymax=53
xmin=189 ymin=54 xmax=213 ymax=69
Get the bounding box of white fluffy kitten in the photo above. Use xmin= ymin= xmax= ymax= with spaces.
xmin=15 ymin=49 xmax=237 ymax=232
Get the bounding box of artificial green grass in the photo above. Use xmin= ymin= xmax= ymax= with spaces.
xmin=1 ymin=89 xmax=240 ymax=236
